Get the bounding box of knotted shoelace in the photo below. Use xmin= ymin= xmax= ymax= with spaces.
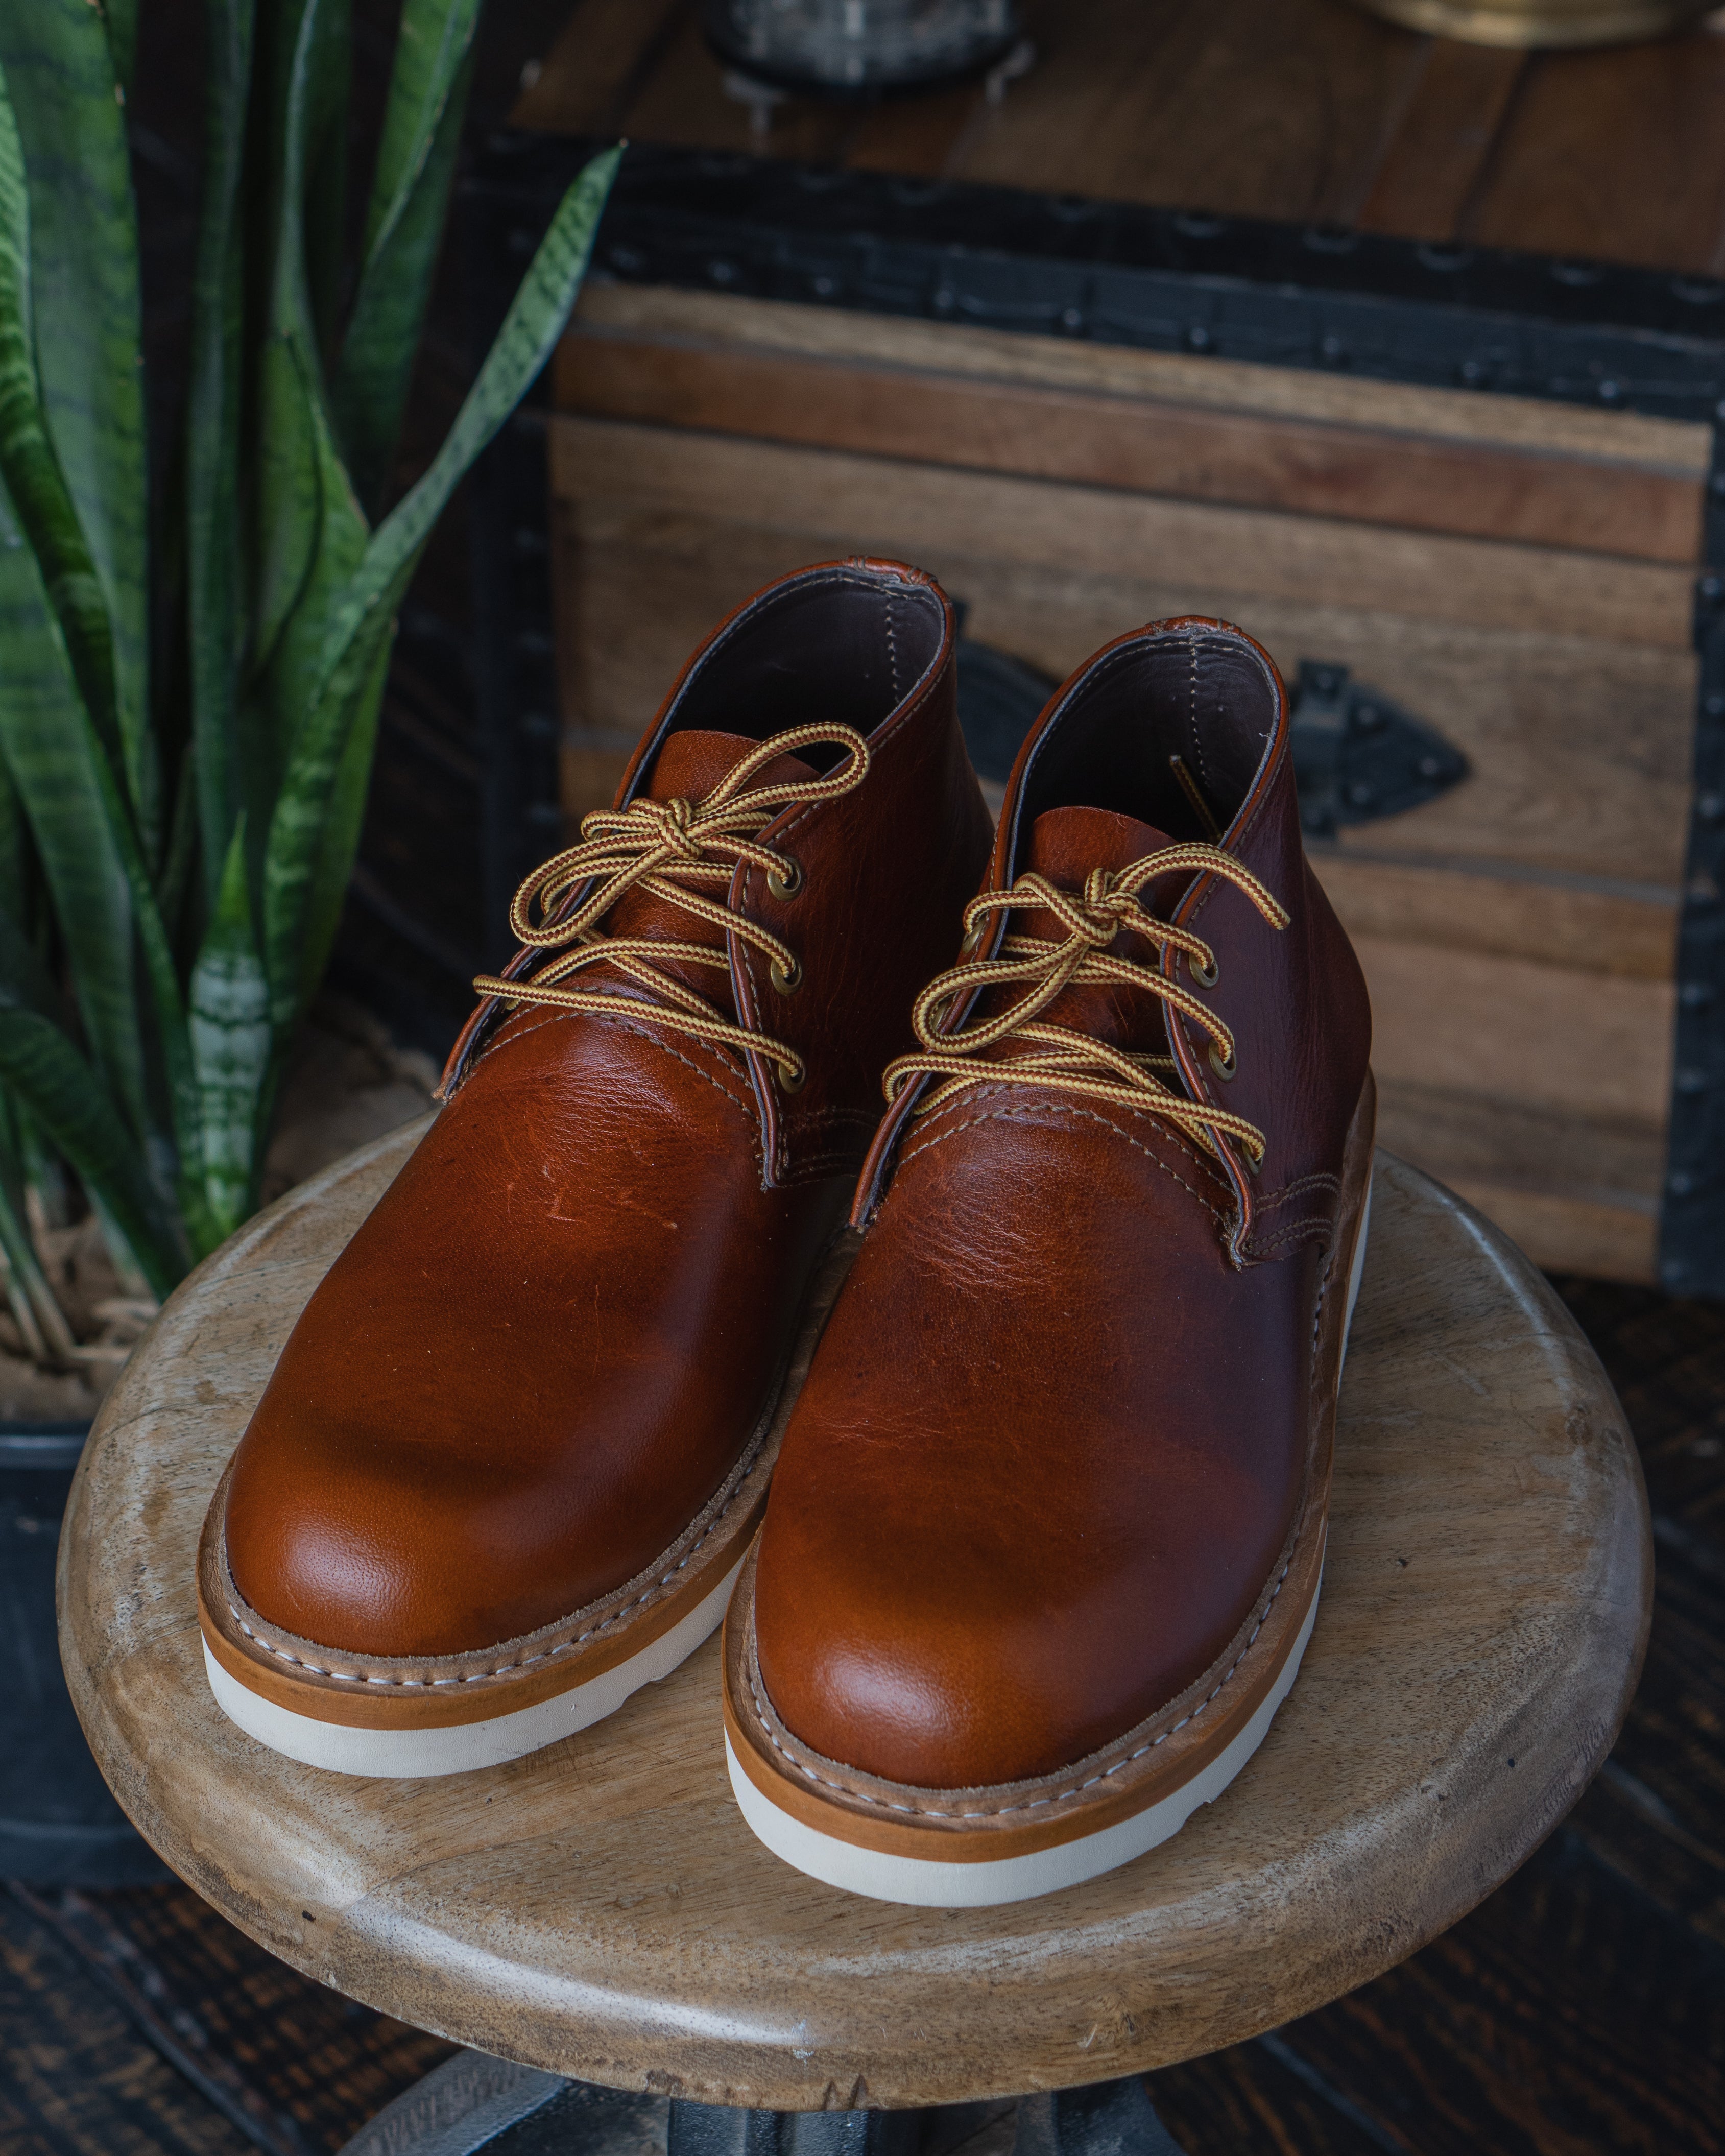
xmin=471 ymin=725 xmax=870 ymax=1090
xmin=882 ymin=845 xmax=1289 ymax=1167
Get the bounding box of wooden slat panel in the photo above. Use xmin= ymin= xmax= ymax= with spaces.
xmin=1373 ymin=1078 xmax=1661 ymax=1283
xmin=567 ymin=288 xmax=1714 ymax=473
xmin=1356 ymin=935 xmax=1673 ymax=1127
xmin=1462 ymin=37 xmax=1725 ymax=275
xmin=1311 ymin=851 xmax=1678 ymax=983
xmin=557 ymin=334 xmax=1705 ymax=563
xmin=549 ymin=413 xmax=1696 ymax=648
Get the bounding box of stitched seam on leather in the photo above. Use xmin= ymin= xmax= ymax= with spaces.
xmin=1310 ymin=1239 xmax=1339 ymax=1359
xmin=885 ymin=588 xmax=902 ymax=700
xmin=1253 ymin=1171 xmax=1339 ymax=1213
xmin=897 ymin=1100 xmax=1228 ymax=1220
xmin=745 ymin=1559 xmax=1293 ymax=1820
xmin=226 ymin=1452 xmax=771 ymax=1690
xmin=908 ymin=1084 xmax=1221 ymax=1196
xmin=1188 ymin=634 xmax=1212 ymax=794
xmin=488 ymin=1006 xmax=758 ymax=1127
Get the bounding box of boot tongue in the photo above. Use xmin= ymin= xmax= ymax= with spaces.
xmin=642 ymin=728 xmax=816 ymax=808
xmin=1027 ymin=805 xmax=1174 ymax=883
xmin=605 ymin=729 xmax=819 ymax=1014
xmin=1013 ymin=806 xmax=1183 ymax=1059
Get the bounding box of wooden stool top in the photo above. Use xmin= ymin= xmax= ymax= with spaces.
xmin=61 ymin=1126 xmax=1650 ymax=2111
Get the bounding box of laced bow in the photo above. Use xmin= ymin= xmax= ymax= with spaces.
xmin=882 ymin=844 xmax=1290 ymax=1167
xmin=471 ymin=724 xmax=870 ymax=1089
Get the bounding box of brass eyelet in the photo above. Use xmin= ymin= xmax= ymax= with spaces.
xmin=766 ymin=858 xmax=803 ymax=901
xmin=770 ymin=954 xmax=802 ymax=997
xmin=1191 ymin=951 xmax=1219 ymax=989
xmin=777 ymin=1058 xmax=806 ymax=1094
xmin=1209 ymin=1041 xmax=1237 ymax=1082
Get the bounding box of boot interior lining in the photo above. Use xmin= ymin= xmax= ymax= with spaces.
xmin=1013 ymin=630 xmax=1280 ymax=856
xmin=662 ymin=570 xmax=947 ymax=764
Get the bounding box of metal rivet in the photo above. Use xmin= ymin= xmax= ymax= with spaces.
xmin=1187 ymin=325 xmax=1212 ymax=351
xmin=1681 ymin=980 xmax=1715 ymax=1009
xmin=1669 ymin=1171 xmax=1696 ymax=1197
xmin=1675 ymin=1067 xmax=1708 ymax=1094
xmin=1706 ymin=694 xmax=1725 ymax=720
xmin=1348 ymin=782 xmax=1375 ymax=806
xmin=1061 ymin=307 xmax=1083 ymax=330
xmin=1700 ymin=576 xmax=1724 ymax=607
xmin=1353 ymin=703 xmax=1383 ymax=732
xmin=1699 ymin=793 xmax=1725 ymax=822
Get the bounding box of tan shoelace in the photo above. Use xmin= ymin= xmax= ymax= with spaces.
xmin=471 ymin=725 xmax=871 ymax=1089
xmin=882 ymin=845 xmax=1289 ymax=1167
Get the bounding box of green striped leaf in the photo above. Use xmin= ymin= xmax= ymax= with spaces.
xmin=0 ymin=467 xmax=147 ymax=1147
xmin=0 ymin=55 xmax=125 ymax=799
xmin=333 ymin=0 xmax=482 ymax=514
xmin=0 ymin=5 xmax=153 ymax=860
xmin=185 ymin=0 xmax=255 ymax=904
xmin=0 ymin=1097 xmax=75 ymax=1363
xmin=189 ymin=821 xmax=271 ymax=1244
xmin=262 ymin=145 xmax=622 ymax=1034
xmin=0 ymin=901 xmax=182 ymax=1297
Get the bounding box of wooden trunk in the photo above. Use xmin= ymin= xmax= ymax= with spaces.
xmin=545 ymin=279 xmax=1713 ymax=1285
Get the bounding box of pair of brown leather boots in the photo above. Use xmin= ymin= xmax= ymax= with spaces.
xmin=197 ymin=559 xmax=1374 ymax=1908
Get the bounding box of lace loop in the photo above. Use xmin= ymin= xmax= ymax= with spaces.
xmin=472 ymin=724 xmax=870 ymax=1089
xmin=882 ymin=843 xmax=1289 ymax=1167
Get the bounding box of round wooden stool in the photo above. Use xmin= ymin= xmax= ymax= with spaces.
xmin=60 ymin=1125 xmax=1650 ymax=2155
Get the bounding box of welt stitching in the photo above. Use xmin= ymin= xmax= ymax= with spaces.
xmin=230 ymin=1451 xmax=766 ymax=1690
xmin=746 ymin=1560 xmax=1293 ymax=1820
xmin=898 ymin=1099 xmax=1228 ymax=1220
xmin=466 ymin=1009 xmax=756 ymax=1132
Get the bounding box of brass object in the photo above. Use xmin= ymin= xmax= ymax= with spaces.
xmin=1349 ymin=0 xmax=1716 ymax=43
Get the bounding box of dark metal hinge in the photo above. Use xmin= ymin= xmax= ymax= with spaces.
xmin=1287 ymin=660 xmax=1467 ymax=839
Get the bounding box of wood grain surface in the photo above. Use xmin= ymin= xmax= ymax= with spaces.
xmin=511 ymin=0 xmax=1725 ymax=277
xmin=60 ymin=1122 xmax=1650 ymax=2108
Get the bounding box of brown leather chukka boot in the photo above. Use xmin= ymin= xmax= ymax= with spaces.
xmin=198 ymin=559 xmax=993 ymax=1776
xmin=724 ymin=617 xmax=1374 ymax=1903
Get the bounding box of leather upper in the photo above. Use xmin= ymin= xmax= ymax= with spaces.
xmin=752 ymin=619 xmax=1372 ymax=1789
xmin=223 ymin=560 xmax=994 ymax=1660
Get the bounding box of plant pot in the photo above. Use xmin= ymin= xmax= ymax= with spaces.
xmin=1345 ymin=0 xmax=1715 ymax=43
xmin=2 ymin=1425 xmax=169 ymax=1884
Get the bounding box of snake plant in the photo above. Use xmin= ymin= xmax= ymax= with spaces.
xmin=0 ymin=0 xmax=617 ymax=1338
